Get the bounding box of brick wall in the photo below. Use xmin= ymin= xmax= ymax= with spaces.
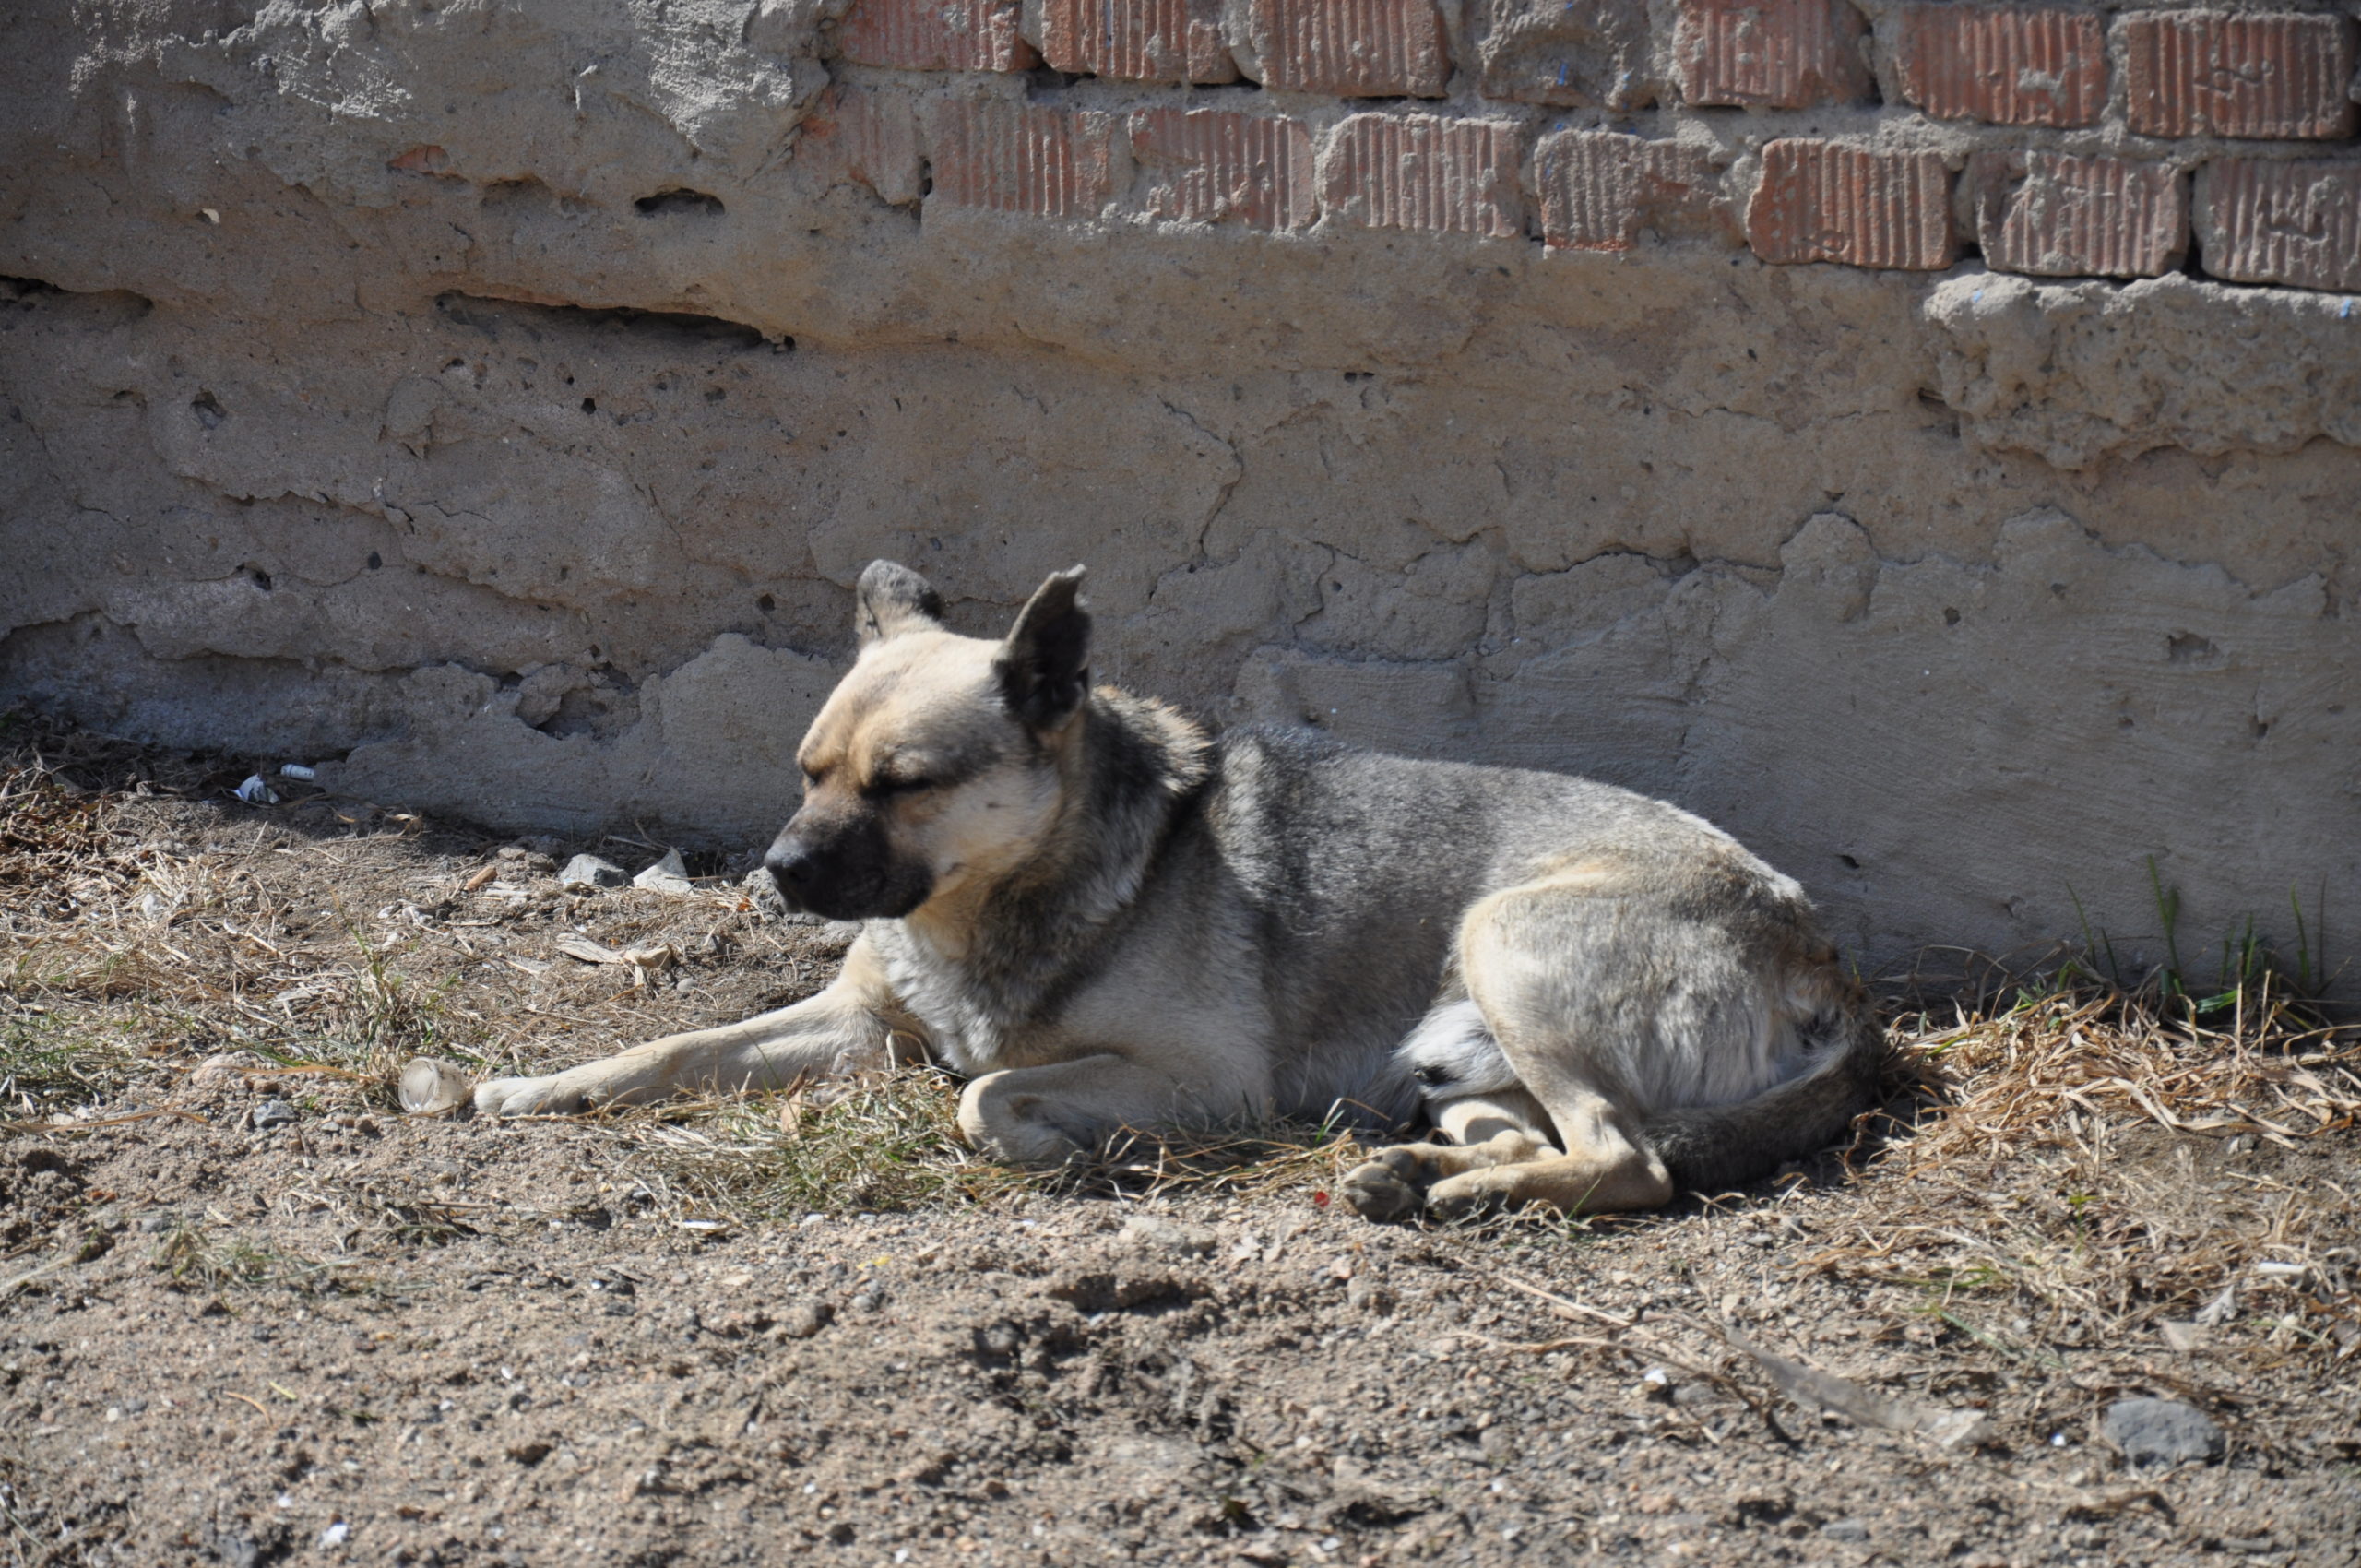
xmin=815 ymin=0 xmax=2360 ymax=292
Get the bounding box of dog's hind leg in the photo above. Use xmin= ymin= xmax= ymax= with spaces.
xmin=1346 ymin=867 xmax=1702 ymax=1221
xmin=475 ymin=936 xmax=917 ymax=1116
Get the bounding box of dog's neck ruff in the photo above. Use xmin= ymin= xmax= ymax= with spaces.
xmin=868 ymin=690 xmax=1209 ymax=1074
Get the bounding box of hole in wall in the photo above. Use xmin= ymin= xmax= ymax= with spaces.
xmin=2166 ymin=631 xmax=2221 ymax=665
xmin=633 ymin=189 xmax=727 ymax=217
xmin=435 ymin=292 xmax=770 ymax=350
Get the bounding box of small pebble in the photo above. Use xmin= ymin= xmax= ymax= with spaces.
xmin=775 ymin=1301 xmax=832 ymax=1339
xmin=251 ymin=1099 xmax=296 ymax=1130
xmin=1821 ymin=1518 xmax=1870 ymax=1542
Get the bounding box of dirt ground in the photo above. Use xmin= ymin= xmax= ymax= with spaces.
xmin=2 ymin=727 xmax=2356 ymax=1568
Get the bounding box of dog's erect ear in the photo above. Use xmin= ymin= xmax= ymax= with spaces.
xmin=995 ymin=566 xmax=1091 ymax=732
xmin=854 ymin=560 xmax=944 ymax=646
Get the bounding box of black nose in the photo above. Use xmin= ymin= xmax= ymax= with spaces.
xmin=765 ymin=844 xmax=817 ymax=906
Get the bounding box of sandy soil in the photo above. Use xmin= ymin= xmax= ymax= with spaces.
xmin=1 ymin=736 xmax=2355 ymax=1567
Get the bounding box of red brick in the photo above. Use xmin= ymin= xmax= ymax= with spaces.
xmin=1746 ymin=140 xmax=1955 ymax=269
xmin=1042 ymin=0 xmax=1238 ymax=82
xmin=1321 ymin=115 xmax=1523 ymax=238
xmin=1675 ymin=0 xmax=1871 ymax=109
xmin=1891 ymin=3 xmax=2106 ymax=127
xmin=798 ymin=88 xmax=925 ymax=207
xmin=835 ymin=0 xmax=1037 ymax=72
xmin=1971 ymin=152 xmax=2186 ymax=279
xmin=1537 ymin=130 xmax=1725 ymax=251
xmin=2194 ymin=160 xmax=2361 ymax=292
xmin=925 ymin=101 xmax=1113 ymax=219
xmin=2120 ymin=10 xmax=2357 ymax=140
xmin=1130 ymin=108 xmax=1316 ymax=231
xmin=1242 ymin=0 xmax=1451 ymax=98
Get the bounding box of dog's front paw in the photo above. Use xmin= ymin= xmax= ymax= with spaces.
xmin=473 ymin=1073 xmax=591 ymax=1117
xmin=1424 ymin=1169 xmax=1513 ymax=1223
xmin=1340 ymin=1158 xmax=1425 ymax=1223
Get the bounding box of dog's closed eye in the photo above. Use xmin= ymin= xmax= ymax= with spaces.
xmin=865 ymin=774 xmax=937 ymax=800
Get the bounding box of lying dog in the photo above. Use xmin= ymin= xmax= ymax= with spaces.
xmin=476 ymin=562 xmax=1881 ymax=1219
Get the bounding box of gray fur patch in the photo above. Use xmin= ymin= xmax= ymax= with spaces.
xmin=1396 ymin=1000 xmax=1520 ymax=1099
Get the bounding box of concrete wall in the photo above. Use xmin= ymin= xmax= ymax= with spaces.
xmin=4 ymin=0 xmax=2357 ymax=987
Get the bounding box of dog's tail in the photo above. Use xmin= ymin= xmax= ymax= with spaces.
xmin=1641 ymin=997 xmax=1886 ymax=1194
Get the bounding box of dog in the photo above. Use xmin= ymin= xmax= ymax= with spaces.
xmin=475 ymin=561 xmax=1883 ymax=1220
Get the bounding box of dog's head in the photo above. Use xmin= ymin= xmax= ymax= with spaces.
xmin=764 ymin=560 xmax=1092 ymax=921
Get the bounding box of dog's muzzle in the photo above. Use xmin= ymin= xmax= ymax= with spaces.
xmin=765 ymin=820 xmax=931 ymax=921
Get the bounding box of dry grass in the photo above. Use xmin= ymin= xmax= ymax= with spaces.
xmin=4 ymin=712 xmax=2356 ymax=1369
xmin=616 ymin=1068 xmax=1380 ymax=1220
xmin=1845 ymin=971 xmax=2361 ymax=1369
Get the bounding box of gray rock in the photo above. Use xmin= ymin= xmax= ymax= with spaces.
xmin=559 ymin=854 xmax=627 ymax=890
xmin=1117 ymin=1215 xmax=1217 ymax=1258
xmin=250 ymin=1099 xmax=297 ymax=1130
xmin=1477 ymin=1425 xmax=1519 ymax=1464
xmin=1820 ymin=1518 xmax=1870 ymax=1542
xmin=2104 ymin=1397 xmax=2225 ymax=1467
xmin=632 ymin=848 xmax=694 ymax=894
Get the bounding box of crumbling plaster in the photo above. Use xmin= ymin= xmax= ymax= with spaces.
xmin=4 ymin=0 xmax=2357 ymax=988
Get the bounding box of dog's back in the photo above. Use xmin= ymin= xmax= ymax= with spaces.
xmin=1137 ymin=724 xmax=1869 ymax=1146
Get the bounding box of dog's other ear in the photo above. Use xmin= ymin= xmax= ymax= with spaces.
xmin=855 ymin=560 xmax=944 ymax=646
xmin=995 ymin=565 xmax=1091 ymax=732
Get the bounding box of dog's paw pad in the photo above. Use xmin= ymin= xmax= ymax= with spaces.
xmin=1340 ymin=1160 xmax=1424 ymax=1224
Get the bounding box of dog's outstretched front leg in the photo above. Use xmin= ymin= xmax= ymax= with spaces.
xmin=957 ymin=1052 xmax=1211 ymax=1166
xmin=475 ymin=937 xmax=912 ymax=1116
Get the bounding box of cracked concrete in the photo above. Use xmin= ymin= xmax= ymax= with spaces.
xmin=3 ymin=2 xmax=2358 ymax=988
